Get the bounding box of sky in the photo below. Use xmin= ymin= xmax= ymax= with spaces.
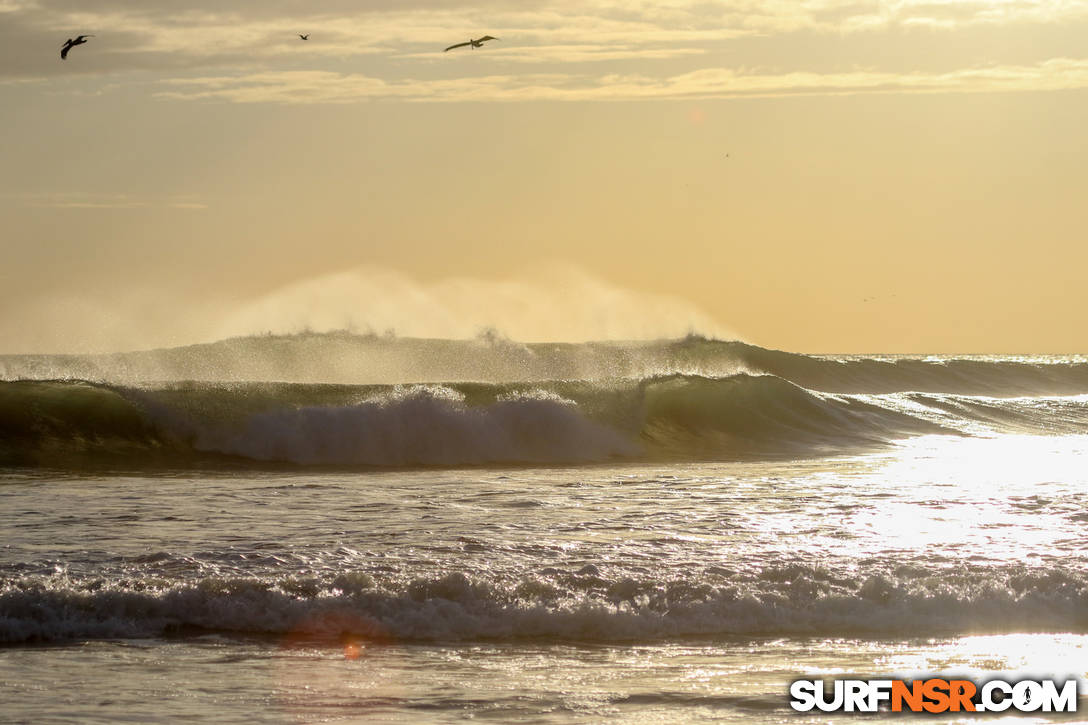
xmin=1 ymin=0 xmax=1087 ymax=354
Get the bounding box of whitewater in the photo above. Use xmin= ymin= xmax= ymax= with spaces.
xmin=3 ymin=333 xmax=1088 ymax=722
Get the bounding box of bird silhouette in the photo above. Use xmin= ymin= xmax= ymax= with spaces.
xmin=61 ymin=35 xmax=93 ymax=60
xmin=298 ymin=34 xmax=309 ymax=40
xmin=444 ymin=35 xmax=498 ymax=52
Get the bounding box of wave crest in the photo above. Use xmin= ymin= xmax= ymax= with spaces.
xmin=6 ymin=333 xmax=1088 ymax=395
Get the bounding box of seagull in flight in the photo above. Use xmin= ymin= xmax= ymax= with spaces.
xmin=61 ymin=35 xmax=93 ymax=60
xmin=298 ymin=34 xmax=309 ymax=40
xmin=444 ymin=35 xmax=498 ymax=52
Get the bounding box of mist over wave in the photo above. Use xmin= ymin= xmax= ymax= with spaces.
xmin=0 ymin=266 xmax=734 ymax=355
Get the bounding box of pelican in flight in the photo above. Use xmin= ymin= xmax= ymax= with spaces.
xmin=298 ymin=34 xmax=309 ymax=40
xmin=444 ymin=35 xmax=498 ymax=52
xmin=60 ymin=35 xmax=93 ymax=59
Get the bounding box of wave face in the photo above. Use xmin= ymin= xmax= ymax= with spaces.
xmin=0 ymin=375 xmax=961 ymax=467
xmin=4 ymin=334 xmax=1088 ymax=468
xmin=4 ymin=563 xmax=1087 ymax=644
xmin=4 ymin=374 xmax=1088 ymax=468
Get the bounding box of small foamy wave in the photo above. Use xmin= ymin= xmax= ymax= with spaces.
xmin=4 ymin=564 xmax=1086 ymax=644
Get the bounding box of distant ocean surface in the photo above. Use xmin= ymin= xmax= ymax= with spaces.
xmin=3 ymin=334 xmax=1088 ymax=722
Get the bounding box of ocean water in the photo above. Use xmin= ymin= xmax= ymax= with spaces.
xmin=3 ymin=334 xmax=1088 ymax=722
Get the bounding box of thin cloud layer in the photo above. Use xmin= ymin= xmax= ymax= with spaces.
xmin=7 ymin=1 xmax=1088 ymax=69
xmin=7 ymin=192 xmax=208 ymax=209
xmin=155 ymin=58 xmax=1088 ymax=104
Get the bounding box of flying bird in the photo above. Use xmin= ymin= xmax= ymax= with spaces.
xmin=60 ymin=35 xmax=93 ymax=60
xmin=298 ymin=34 xmax=309 ymax=40
xmin=444 ymin=35 xmax=498 ymax=52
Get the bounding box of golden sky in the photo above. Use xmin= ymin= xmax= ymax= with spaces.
xmin=1 ymin=0 xmax=1086 ymax=353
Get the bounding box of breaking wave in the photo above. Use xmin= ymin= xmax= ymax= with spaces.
xmin=4 ymin=334 xmax=1088 ymax=468
xmin=3 ymin=375 xmax=1088 ymax=468
xmin=0 ymin=375 xmax=953 ymax=467
xmin=4 ymin=563 xmax=1086 ymax=644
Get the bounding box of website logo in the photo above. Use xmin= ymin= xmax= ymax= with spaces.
xmin=790 ymin=678 xmax=1078 ymax=713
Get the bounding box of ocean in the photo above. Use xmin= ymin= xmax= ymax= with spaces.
xmin=3 ymin=334 xmax=1087 ymax=722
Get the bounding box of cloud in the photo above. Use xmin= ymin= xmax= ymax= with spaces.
xmin=5 ymin=0 xmax=1087 ymax=80
xmin=0 ymin=0 xmax=36 ymax=11
xmin=397 ymin=44 xmax=709 ymax=64
xmin=3 ymin=0 xmax=1086 ymax=113
xmin=154 ymin=58 xmax=1088 ymax=104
